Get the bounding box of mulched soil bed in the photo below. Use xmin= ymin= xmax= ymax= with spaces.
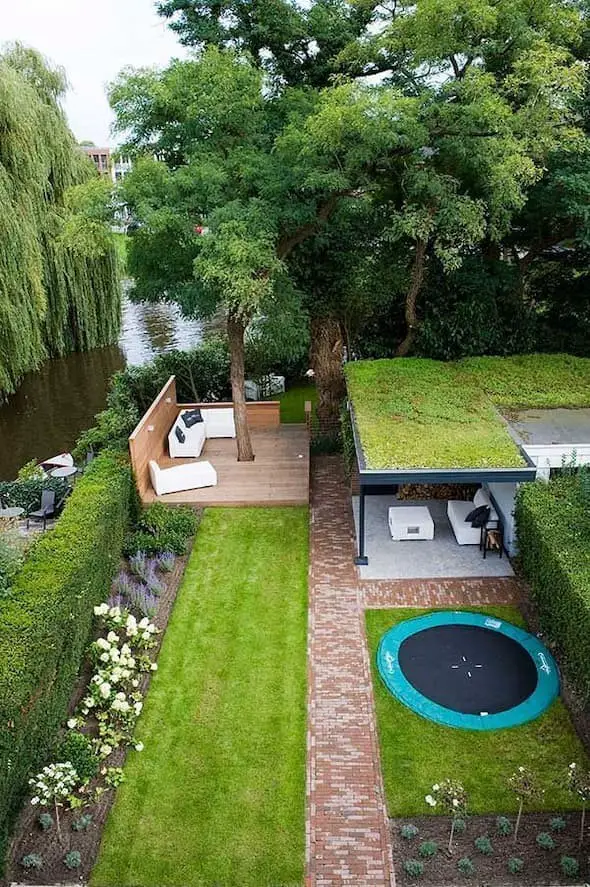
xmin=4 ymin=544 xmax=193 ymax=887
xmin=392 ymin=813 xmax=588 ymax=886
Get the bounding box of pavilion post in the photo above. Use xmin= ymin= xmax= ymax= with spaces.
xmin=354 ymin=486 xmax=368 ymax=566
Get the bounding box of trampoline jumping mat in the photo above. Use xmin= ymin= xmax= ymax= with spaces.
xmin=377 ymin=611 xmax=559 ymax=730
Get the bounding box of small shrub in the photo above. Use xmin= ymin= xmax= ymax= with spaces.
xmin=550 ymin=815 xmax=566 ymax=832
xmin=418 ymin=840 xmax=438 ymax=859
xmin=400 ymin=823 xmax=419 ymax=840
xmin=72 ymin=813 xmax=93 ymax=831
xmin=140 ymin=502 xmax=198 ymax=538
xmin=453 ymin=817 xmax=467 ymax=834
xmin=403 ymin=859 xmax=424 ymax=878
xmin=38 ymin=811 xmax=54 ymax=831
xmin=112 ymin=570 xmax=136 ymax=599
xmin=57 ymin=732 xmax=99 ymax=784
xmin=560 ymin=855 xmax=579 ymax=877
xmin=457 ymin=857 xmax=475 ymax=877
xmin=507 ymin=857 xmax=524 ymax=875
xmin=64 ymin=850 xmax=81 ymax=870
xmin=145 ymin=563 xmax=164 ymax=595
xmin=496 ymin=815 xmax=512 ymax=836
xmin=474 ymin=836 xmax=493 ymax=855
xmin=21 ymin=852 xmax=43 ymax=870
xmin=127 ymin=582 xmax=158 ymax=617
xmin=156 ymin=551 xmax=175 ymax=572
xmin=129 ymin=551 xmax=150 ymax=582
xmin=536 ymin=831 xmax=555 ymax=850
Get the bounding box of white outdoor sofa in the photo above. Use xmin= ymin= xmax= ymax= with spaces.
xmin=149 ymin=459 xmax=217 ymax=496
xmin=168 ymin=407 xmax=236 ymax=459
xmin=447 ymin=487 xmax=499 ymax=545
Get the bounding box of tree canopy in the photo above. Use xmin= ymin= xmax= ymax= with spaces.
xmin=0 ymin=45 xmax=121 ymax=399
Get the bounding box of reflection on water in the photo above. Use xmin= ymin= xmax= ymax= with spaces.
xmin=0 ymin=297 xmax=203 ymax=480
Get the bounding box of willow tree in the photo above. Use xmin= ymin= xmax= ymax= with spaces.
xmin=0 ymin=44 xmax=120 ymax=398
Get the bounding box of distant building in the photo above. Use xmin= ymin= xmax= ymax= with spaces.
xmin=81 ymin=145 xmax=111 ymax=177
xmin=80 ymin=146 xmax=133 ymax=182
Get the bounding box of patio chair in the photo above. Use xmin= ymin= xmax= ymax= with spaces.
xmin=26 ymin=489 xmax=57 ymax=531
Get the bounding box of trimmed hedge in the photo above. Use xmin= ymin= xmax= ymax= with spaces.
xmin=516 ymin=478 xmax=590 ymax=701
xmin=0 ymin=452 xmax=133 ymax=867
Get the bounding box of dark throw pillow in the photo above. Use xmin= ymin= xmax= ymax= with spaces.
xmin=174 ymin=425 xmax=186 ymax=444
xmin=464 ymin=506 xmax=481 ymax=523
xmin=182 ymin=409 xmax=203 ymax=428
xmin=470 ymin=505 xmax=491 ymax=528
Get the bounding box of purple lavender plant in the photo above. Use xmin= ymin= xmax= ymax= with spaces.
xmin=129 ymin=552 xmax=149 ymax=583
xmin=145 ymin=564 xmax=164 ymax=596
xmin=128 ymin=583 xmax=158 ymax=618
xmin=157 ymin=552 xmax=175 ymax=573
xmin=111 ymin=571 xmax=136 ymax=601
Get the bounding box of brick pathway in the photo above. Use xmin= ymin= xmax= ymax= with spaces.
xmin=306 ymin=456 xmax=522 ymax=886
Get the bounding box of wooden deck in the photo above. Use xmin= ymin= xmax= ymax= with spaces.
xmin=142 ymin=424 xmax=310 ymax=507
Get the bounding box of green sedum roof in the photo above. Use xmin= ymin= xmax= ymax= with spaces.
xmin=345 ymin=355 xmax=590 ymax=470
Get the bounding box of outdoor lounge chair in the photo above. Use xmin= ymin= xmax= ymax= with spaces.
xmin=26 ymin=489 xmax=57 ymax=530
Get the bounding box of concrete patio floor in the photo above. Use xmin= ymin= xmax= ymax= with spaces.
xmin=352 ymin=496 xmax=515 ymax=580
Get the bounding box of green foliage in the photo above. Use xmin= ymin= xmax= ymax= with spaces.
xmin=346 ymin=355 xmax=590 ymax=470
xmin=0 ymin=453 xmax=132 ymax=866
xmin=0 ymin=529 xmax=26 ymax=598
xmin=457 ymin=857 xmax=475 ymax=877
xmin=516 ymin=477 xmax=590 ymax=701
xmin=453 ymin=818 xmax=467 ymax=834
xmin=38 ymin=812 xmax=53 ymax=831
xmin=124 ymin=503 xmax=199 ymax=557
xmin=21 ymin=852 xmax=43 ymax=871
xmin=72 ymin=813 xmax=93 ymax=832
xmin=64 ymin=850 xmax=81 ymax=870
xmin=507 ymin=857 xmax=524 ymax=875
xmin=536 ymin=831 xmax=555 ymax=850
xmin=561 ymin=855 xmax=580 ymax=877
xmin=403 ymin=859 xmax=425 ymax=878
xmin=550 ymin=816 xmax=566 ymax=832
xmin=496 ymin=815 xmax=512 ymax=836
xmin=418 ymin=840 xmax=438 ymax=859
xmin=401 ymin=823 xmax=419 ymax=840
xmin=57 ymin=732 xmax=99 ymax=784
xmin=0 ymin=45 xmax=120 ymax=399
xmin=0 ymin=476 xmax=68 ymax=512
xmin=16 ymin=460 xmax=45 ymax=482
xmin=474 ymin=836 xmax=493 ymax=855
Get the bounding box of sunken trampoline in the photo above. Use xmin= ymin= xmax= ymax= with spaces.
xmin=377 ymin=611 xmax=559 ymax=730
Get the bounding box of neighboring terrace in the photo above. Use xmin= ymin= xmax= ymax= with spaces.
xmin=345 ymin=354 xmax=590 ymax=472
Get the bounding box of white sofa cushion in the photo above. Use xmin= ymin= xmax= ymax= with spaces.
xmin=149 ymin=459 xmax=217 ymax=496
xmin=447 ymin=489 xmax=499 ymax=545
xmin=201 ymin=407 xmax=236 ymax=439
xmin=168 ymin=414 xmax=206 ymax=459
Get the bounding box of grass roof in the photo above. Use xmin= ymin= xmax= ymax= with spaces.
xmin=345 ymin=354 xmax=590 ymax=470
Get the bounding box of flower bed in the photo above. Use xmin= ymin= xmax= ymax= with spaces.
xmin=7 ymin=508 xmax=200 ymax=885
xmin=392 ymin=812 xmax=587 ymax=885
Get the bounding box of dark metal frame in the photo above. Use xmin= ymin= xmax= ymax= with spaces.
xmin=349 ymin=402 xmax=537 ymax=565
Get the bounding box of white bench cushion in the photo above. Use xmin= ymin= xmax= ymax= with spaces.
xmin=201 ymin=407 xmax=236 ymax=439
xmin=149 ymin=459 xmax=217 ymax=496
xmin=168 ymin=413 xmax=206 ymax=459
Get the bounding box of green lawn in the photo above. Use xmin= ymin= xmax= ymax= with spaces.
xmin=92 ymin=507 xmax=308 ymax=887
xmin=277 ymin=383 xmax=317 ymax=423
xmin=345 ymin=354 xmax=590 ymax=470
xmin=366 ymin=606 xmax=588 ymax=817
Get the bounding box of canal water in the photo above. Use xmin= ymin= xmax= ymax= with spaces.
xmin=0 ymin=297 xmax=203 ymax=480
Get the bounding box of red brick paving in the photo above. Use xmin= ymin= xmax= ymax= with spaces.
xmin=306 ymin=455 xmax=523 ymax=886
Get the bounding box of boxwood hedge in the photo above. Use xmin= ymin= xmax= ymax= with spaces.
xmin=516 ymin=478 xmax=590 ymax=700
xmin=0 ymin=452 xmax=132 ymax=867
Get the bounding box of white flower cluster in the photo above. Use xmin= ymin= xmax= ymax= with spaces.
xmin=29 ymin=761 xmax=78 ymax=807
xmin=74 ymin=604 xmax=160 ymax=758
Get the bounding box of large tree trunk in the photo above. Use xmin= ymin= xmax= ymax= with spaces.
xmin=396 ymin=238 xmax=428 ymax=358
xmin=310 ymin=315 xmax=346 ymax=436
xmin=227 ymin=312 xmax=254 ymax=462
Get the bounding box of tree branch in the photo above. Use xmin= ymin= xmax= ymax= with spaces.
xmin=277 ymin=189 xmax=366 ymax=258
